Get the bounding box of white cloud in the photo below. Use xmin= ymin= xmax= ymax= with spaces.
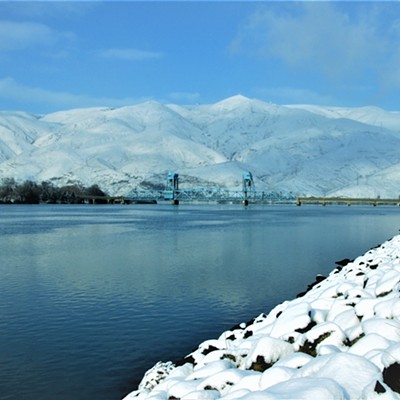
xmin=0 ymin=77 xmax=146 ymax=112
xmin=0 ymin=20 xmax=75 ymax=52
xmin=97 ymin=48 xmax=164 ymax=61
xmin=230 ymin=3 xmax=400 ymax=84
xmin=0 ymin=20 xmax=55 ymax=51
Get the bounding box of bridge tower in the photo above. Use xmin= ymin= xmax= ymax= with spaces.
xmin=164 ymin=172 xmax=179 ymax=205
xmin=242 ymin=171 xmax=255 ymax=206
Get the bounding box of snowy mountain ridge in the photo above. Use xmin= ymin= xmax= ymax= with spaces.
xmin=1 ymin=95 xmax=400 ymax=198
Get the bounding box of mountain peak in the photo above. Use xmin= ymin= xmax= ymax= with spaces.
xmin=226 ymin=94 xmax=251 ymax=102
xmin=212 ymin=95 xmax=254 ymax=112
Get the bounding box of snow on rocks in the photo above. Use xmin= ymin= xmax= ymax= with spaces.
xmin=123 ymin=235 xmax=400 ymax=400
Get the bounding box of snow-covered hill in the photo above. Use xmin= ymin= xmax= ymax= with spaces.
xmin=1 ymin=95 xmax=400 ymax=197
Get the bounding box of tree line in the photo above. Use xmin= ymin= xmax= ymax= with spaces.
xmin=0 ymin=178 xmax=108 ymax=204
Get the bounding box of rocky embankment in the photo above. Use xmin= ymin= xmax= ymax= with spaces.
xmin=124 ymin=235 xmax=400 ymax=400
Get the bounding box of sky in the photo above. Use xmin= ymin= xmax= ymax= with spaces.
xmin=1 ymin=1 xmax=400 ymax=114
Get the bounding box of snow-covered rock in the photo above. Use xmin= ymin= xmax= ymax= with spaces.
xmin=123 ymin=235 xmax=400 ymax=400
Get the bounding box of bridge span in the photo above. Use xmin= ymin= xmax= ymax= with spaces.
xmin=79 ymin=172 xmax=294 ymax=205
xmin=76 ymin=173 xmax=400 ymax=207
xmin=296 ymin=196 xmax=400 ymax=206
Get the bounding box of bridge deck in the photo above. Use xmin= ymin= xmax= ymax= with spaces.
xmin=296 ymin=197 xmax=400 ymax=206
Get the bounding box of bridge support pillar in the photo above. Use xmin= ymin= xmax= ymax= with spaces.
xmin=242 ymin=172 xmax=254 ymax=206
xmin=164 ymin=172 xmax=180 ymax=205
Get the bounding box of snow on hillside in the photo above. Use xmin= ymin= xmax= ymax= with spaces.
xmin=123 ymin=235 xmax=400 ymax=400
xmin=0 ymin=111 xmax=53 ymax=162
xmin=287 ymin=104 xmax=400 ymax=133
xmin=1 ymin=95 xmax=400 ymax=197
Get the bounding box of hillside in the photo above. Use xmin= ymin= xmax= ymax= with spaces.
xmin=1 ymin=95 xmax=400 ymax=198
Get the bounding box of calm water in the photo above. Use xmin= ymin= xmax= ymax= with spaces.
xmin=1 ymin=204 xmax=400 ymax=400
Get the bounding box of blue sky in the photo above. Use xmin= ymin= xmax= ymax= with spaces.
xmin=1 ymin=1 xmax=400 ymax=113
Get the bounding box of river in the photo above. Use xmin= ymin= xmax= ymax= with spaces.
xmin=0 ymin=203 xmax=399 ymax=400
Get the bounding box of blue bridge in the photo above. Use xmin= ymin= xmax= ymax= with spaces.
xmin=125 ymin=172 xmax=294 ymax=205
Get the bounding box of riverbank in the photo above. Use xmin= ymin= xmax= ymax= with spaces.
xmin=124 ymin=234 xmax=400 ymax=400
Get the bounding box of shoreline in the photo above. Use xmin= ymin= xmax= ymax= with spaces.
xmin=123 ymin=235 xmax=400 ymax=399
